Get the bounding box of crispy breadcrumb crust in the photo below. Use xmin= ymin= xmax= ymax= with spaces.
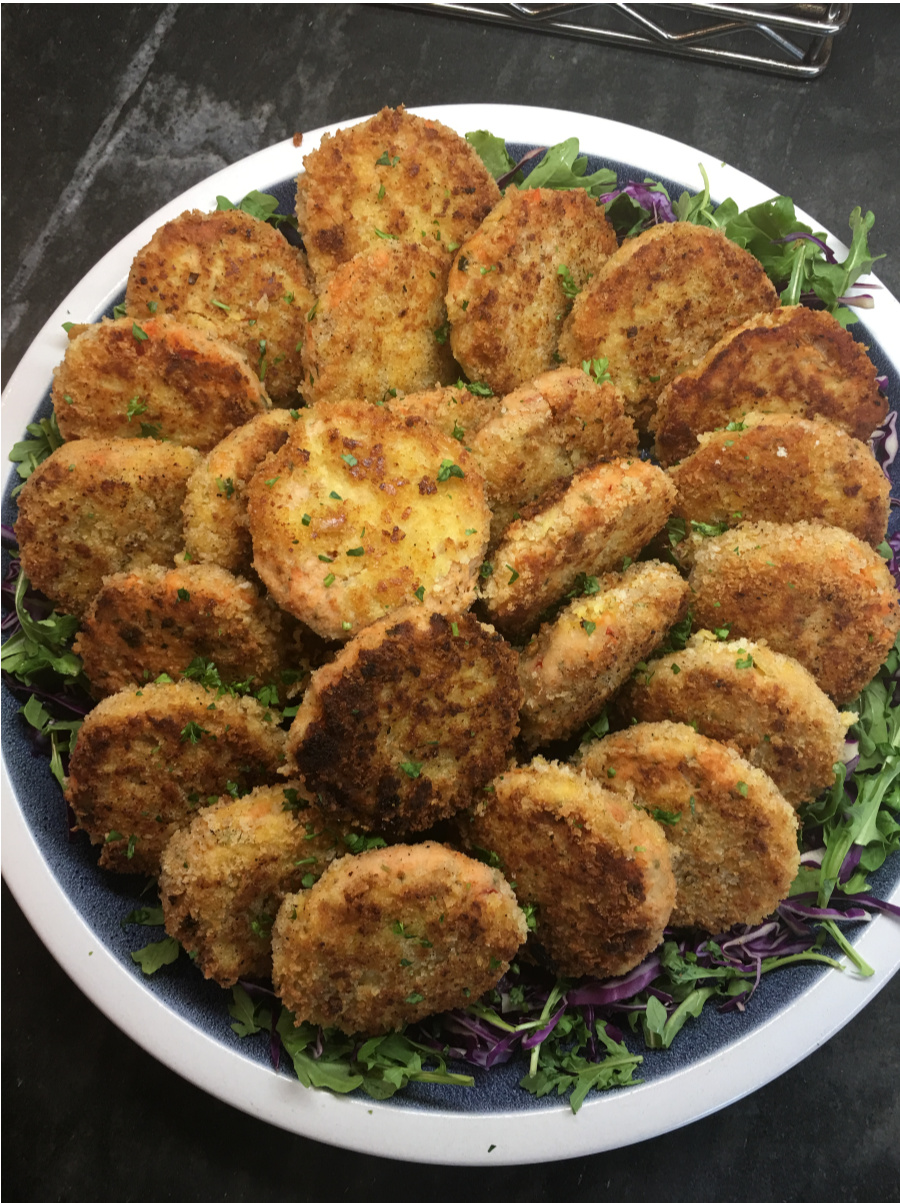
xmin=389 ymin=381 xmax=503 ymax=439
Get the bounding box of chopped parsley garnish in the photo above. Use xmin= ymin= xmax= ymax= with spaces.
xmin=180 ymin=721 xmax=209 ymax=744
xmin=582 ymin=357 xmax=611 ymax=385
xmin=557 ymin=264 xmax=579 ymax=298
xmin=216 ymin=477 xmax=236 ymax=498
xmin=132 ymin=322 xmax=149 ymax=341
xmin=437 ymin=459 xmax=464 ymax=482
xmin=400 ymin=760 xmax=423 ymax=779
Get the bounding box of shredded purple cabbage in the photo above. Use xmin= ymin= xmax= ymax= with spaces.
xmin=598 ymin=181 xmax=676 ymax=225
xmin=773 ymin=231 xmax=838 ymax=262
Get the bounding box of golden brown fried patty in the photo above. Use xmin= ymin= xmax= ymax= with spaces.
xmin=51 ymin=316 xmax=268 ymax=451
xmin=272 ymin=841 xmax=526 ymax=1035
xmin=653 ymin=305 xmax=888 ymax=465
xmin=617 ymin=633 xmax=856 ymax=807
xmin=14 ymin=437 xmax=200 ymax=617
xmin=668 ymin=411 xmax=891 ymax=547
xmin=579 ymin=722 xmax=800 ymax=933
xmin=558 ymin=222 xmax=779 ymax=431
xmin=66 ymin=682 xmax=286 ymax=875
xmin=287 ymin=607 xmax=522 ymax=833
xmin=125 ymin=208 xmax=314 ymax=404
xmin=462 ymin=758 xmax=675 ymax=978
xmin=247 ymin=400 xmax=490 ymax=640
xmin=297 ymin=105 xmax=500 ymax=282
xmin=389 ymin=381 xmax=503 ymax=440
xmin=688 ymin=521 xmax=900 ymax=703
xmin=446 ymin=186 xmax=618 ymax=395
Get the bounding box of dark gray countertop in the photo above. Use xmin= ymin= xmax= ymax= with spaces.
xmin=3 ymin=5 xmax=900 ymax=1198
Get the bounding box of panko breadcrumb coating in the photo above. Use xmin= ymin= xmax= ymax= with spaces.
xmin=462 ymin=758 xmax=675 ymax=978
xmin=446 ymin=186 xmax=618 ymax=395
xmin=653 ymin=305 xmax=889 ymax=466
xmin=66 ymin=682 xmax=286 ymax=875
xmin=247 ymin=400 xmax=490 ymax=641
xmin=689 ymin=520 xmax=900 ymax=703
xmin=14 ymin=437 xmax=200 ymax=617
xmin=125 ymin=208 xmax=314 ymax=405
xmin=287 ymin=607 xmax=522 ymax=833
xmin=52 ymin=316 xmax=268 ymax=451
xmin=579 ymin=722 xmax=800 ymax=933
xmin=390 ymin=381 xmax=503 ymax=440
xmin=518 ymin=560 xmax=691 ymax=747
xmin=558 ymin=222 xmax=779 ymax=431
xmin=617 ymin=633 xmax=856 ymax=807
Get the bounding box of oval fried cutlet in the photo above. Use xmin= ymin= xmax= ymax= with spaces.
xmin=14 ymin=437 xmax=200 ymax=617
xmin=390 ymin=381 xmax=503 ymax=441
xmin=617 ymin=633 xmax=856 ymax=807
xmin=51 ymin=317 xmax=268 ymax=451
xmin=653 ymin=305 xmax=888 ymax=465
xmin=558 ymin=222 xmax=779 ymax=432
xmin=669 ymin=411 xmax=891 ymax=547
xmin=480 ymin=458 xmax=676 ymax=640
xmin=461 ymin=759 xmax=675 ymax=978
xmin=247 ymin=400 xmax=490 ymax=641
xmin=66 ymin=682 xmax=286 ymax=875
xmin=297 ymin=105 xmax=500 ymax=282
xmin=579 ymin=722 xmax=800 ymax=933
xmin=688 ymin=520 xmax=900 ymax=704
xmin=125 ymin=208 xmax=314 ymax=405
xmin=446 ymin=186 xmax=618 ymax=395
xmin=519 ymin=561 xmax=691 ymax=748
xmin=287 ymin=607 xmax=522 ymax=833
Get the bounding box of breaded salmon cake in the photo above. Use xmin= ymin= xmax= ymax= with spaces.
xmin=518 ymin=561 xmax=690 ymax=747
xmin=389 ymin=380 xmax=502 ymax=441
xmin=247 ymin=400 xmax=490 ymax=641
xmin=125 ymin=208 xmax=314 ymax=405
xmin=480 ymin=458 xmax=676 ymax=640
xmin=14 ymin=437 xmax=200 ymax=617
xmin=182 ymin=409 xmax=296 ymax=576
xmin=66 ymin=682 xmax=286 ymax=875
xmin=446 ymin=186 xmax=618 ymax=395
xmin=272 ymin=841 xmax=527 ymax=1035
xmin=74 ymin=563 xmax=294 ymax=698
xmin=159 ymin=782 xmax=363 ymax=987
xmin=579 ymin=722 xmax=800 ymax=933
xmin=461 ymin=759 xmax=675 ymax=978
xmin=558 ymin=222 xmax=779 ymax=431
xmin=617 ymin=633 xmax=856 ymax=807
xmin=51 ymin=316 xmax=268 ymax=451
xmin=668 ymin=411 xmax=891 ymax=547
xmin=296 ymin=105 xmax=500 ymax=282
xmin=689 ymin=520 xmax=900 ymax=703
xmin=287 ymin=607 xmax=522 ymax=833
xmin=301 ymin=241 xmax=456 ymax=405
xmin=653 ymin=305 xmax=888 ymax=465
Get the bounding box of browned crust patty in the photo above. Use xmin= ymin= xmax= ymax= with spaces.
xmin=446 ymin=186 xmax=618 ymax=395
xmin=14 ymin=438 xmax=200 ymax=617
xmin=296 ymin=105 xmax=500 ymax=282
xmin=125 ymin=208 xmax=314 ymax=404
xmin=287 ymin=607 xmax=522 ymax=833
xmin=558 ymin=222 xmax=779 ymax=431
xmin=389 ymin=381 xmax=503 ymax=440
xmin=461 ymin=759 xmax=675 ymax=978
xmin=688 ymin=520 xmax=900 ymax=703
xmin=579 ymin=722 xmax=800 ymax=933
xmin=652 ymin=305 xmax=888 ymax=465
xmin=66 ymin=682 xmax=286 ymax=875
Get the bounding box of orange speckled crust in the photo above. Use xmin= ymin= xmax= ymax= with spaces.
xmin=389 ymin=381 xmax=503 ymax=439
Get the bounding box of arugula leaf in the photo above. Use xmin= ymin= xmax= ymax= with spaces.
xmin=121 ymin=906 xmax=165 ymax=927
xmin=1 ymin=570 xmax=85 ymax=686
xmin=131 ymin=936 xmax=180 ymax=975
xmin=228 ymin=984 xmax=273 ymax=1037
xmin=216 ymin=190 xmax=298 ymax=230
xmin=465 ymin=131 xmax=522 ymax=184
xmin=8 ymin=413 xmax=64 ymax=496
xmin=17 ymin=695 xmax=82 ymax=787
xmin=521 ymin=138 xmax=617 ymax=199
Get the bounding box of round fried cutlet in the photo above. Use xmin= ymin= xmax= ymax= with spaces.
xmin=296 ymin=105 xmax=500 ymax=283
xmin=14 ymin=437 xmax=200 ymax=617
xmin=652 ymin=306 xmax=888 ymax=465
xmin=688 ymin=520 xmax=900 ymax=704
xmin=389 ymin=381 xmax=502 ymax=441
xmin=272 ymin=841 xmax=527 ymax=1035
xmin=617 ymin=633 xmax=857 ymax=807
xmin=480 ymin=457 xmax=676 ymax=640
xmin=51 ymin=316 xmax=268 ymax=451
xmin=125 ymin=208 xmax=314 ymax=404
xmin=558 ymin=222 xmax=779 ymax=432
xmin=461 ymin=758 xmax=675 ymax=978
xmin=287 ymin=607 xmax=522 ymax=833
xmin=518 ymin=560 xmax=690 ymax=747
xmin=300 ymin=241 xmax=456 ymax=405
xmin=446 ymin=186 xmax=618 ymax=395
xmin=579 ymin=722 xmax=800 ymax=933
xmin=668 ymin=411 xmax=891 ymax=547
xmin=247 ymin=400 xmax=490 ymax=641
xmin=66 ymin=682 xmax=286 ymax=875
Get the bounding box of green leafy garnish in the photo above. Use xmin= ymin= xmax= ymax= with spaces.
xmin=131 ymin=936 xmax=181 ymax=975
xmin=8 ymin=413 xmax=64 ymax=496
xmin=216 ymin=190 xmax=298 ymax=230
